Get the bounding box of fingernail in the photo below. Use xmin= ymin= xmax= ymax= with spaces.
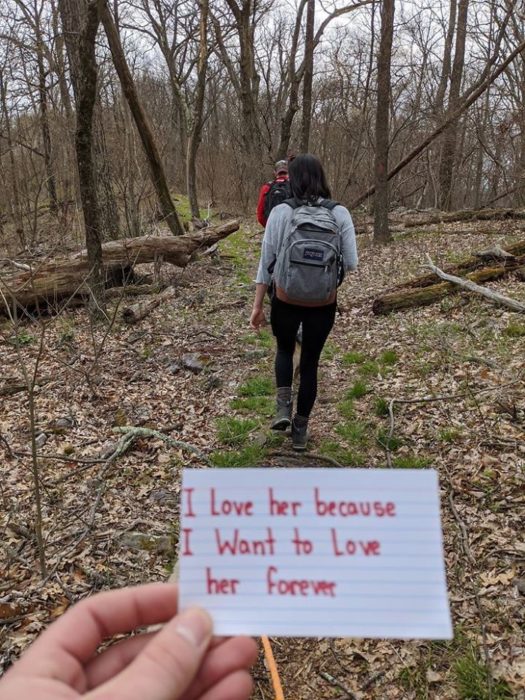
xmin=174 ymin=608 xmax=212 ymax=649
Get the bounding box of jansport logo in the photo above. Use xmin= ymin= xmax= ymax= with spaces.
xmin=303 ymin=248 xmax=324 ymax=261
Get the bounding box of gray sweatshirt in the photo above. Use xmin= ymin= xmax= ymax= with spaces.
xmin=255 ymin=201 xmax=358 ymax=285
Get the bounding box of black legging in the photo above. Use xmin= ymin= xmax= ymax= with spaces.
xmin=270 ymin=297 xmax=336 ymax=417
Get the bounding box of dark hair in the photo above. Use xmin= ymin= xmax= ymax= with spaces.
xmin=288 ymin=154 xmax=331 ymax=202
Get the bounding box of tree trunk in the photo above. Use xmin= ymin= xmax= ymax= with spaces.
xmin=439 ymin=0 xmax=469 ymax=211
xmin=0 ymin=71 xmax=25 ymax=247
xmin=99 ymin=1 xmax=184 ymax=236
xmin=187 ymin=0 xmax=209 ymax=219
xmin=74 ymin=0 xmax=105 ymax=313
xmin=300 ymin=0 xmax=315 ymax=153
xmin=58 ymin=0 xmax=120 ymax=240
xmin=35 ymin=30 xmax=58 ymax=214
xmin=373 ymin=0 xmax=395 ymax=243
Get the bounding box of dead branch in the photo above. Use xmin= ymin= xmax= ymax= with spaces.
xmin=121 ymin=287 xmax=176 ymax=324
xmin=424 ymin=256 xmax=525 ymax=313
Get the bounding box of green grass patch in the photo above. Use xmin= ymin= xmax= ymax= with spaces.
xmin=241 ymin=329 xmax=273 ymax=348
xmin=342 ymin=350 xmax=366 ymax=365
xmin=336 ymin=421 xmax=369 ymax=446
xmin=358 ymin=359 xmax=380 ymax=377
xmin=338 ymin=398 xmax=355 ymax=419
xmin=502 ymin=322 xmax=525 ymax=338
xmin=173 ymin=194 xmax=209 ymax=222
xmin=210 ymin=444 xmax=266 ymax=468
xmin=230 ymin=396 xmax=274 ymax=415
xmin=216 ymin=417 xmax=258 ymax=447
xmin=321 ymin=341 xmax=339 ymax=361
xmin=376 ymin=429 xmax=403 ymax=452
xmin=393 ymin=454 xmax=432 ymax=469
xmin=317 ymin=440 xmax=366 ymax=466
xmin=380 ymin=349 xmax=398 ymax=365
xmin=374 ymin=397 xmax=390 ymax=417
xmin=7 ymin=330 xmax=34 ymax=346
xmin=438 ymin=428 xmax=462 ymax=443
xmin=346 ymin=380 xmax=370 ymax=399
xmin=237 ymin=376 xmax=273 ymax=397
xmin=454 ymin=647 xmax=513 ymax=699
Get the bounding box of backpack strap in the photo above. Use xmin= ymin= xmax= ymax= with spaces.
xmin=320 ymin=199 xmax=339 ymax=211
xmin=283 ymin=197 xmax=339 ymax=210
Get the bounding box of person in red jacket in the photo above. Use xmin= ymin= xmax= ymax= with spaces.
xmin=256 ymin=160 xmax=291 ymax=227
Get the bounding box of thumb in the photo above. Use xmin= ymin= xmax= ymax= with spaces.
xmin=94 ymin=608 xmax=213 ymax=700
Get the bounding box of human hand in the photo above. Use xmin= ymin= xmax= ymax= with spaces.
xmin=0 ymin=583 xmax=257 ymax=700
xmin=250 ymin=306 xmax=267 ymax=330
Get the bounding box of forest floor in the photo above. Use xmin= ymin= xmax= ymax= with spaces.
xmin=0 ymin=210 xmax=524 ymax=699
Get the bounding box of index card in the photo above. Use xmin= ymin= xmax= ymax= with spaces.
xmin=178 ymin=468 xmax=452 ymax=639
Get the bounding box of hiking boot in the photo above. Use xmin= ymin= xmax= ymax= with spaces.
xmin=271 ymin=400 xmax=292 ymax=431
xmin=291 ymin=416 xmax=308 ymax=451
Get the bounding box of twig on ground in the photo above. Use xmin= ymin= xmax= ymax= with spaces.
xmin=319 ymin=670 xmax=360 ymax=700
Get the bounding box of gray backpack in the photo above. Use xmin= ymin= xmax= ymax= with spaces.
xmin=272 ymin=198 xmax=343 ymax=304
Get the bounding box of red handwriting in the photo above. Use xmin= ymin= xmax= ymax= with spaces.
xmin=210 ymin=489 xmax=254 ymax=516
xmin=215 ymin=528 xmax=276 ymax=555
xmin=206 ymin=567 xmax=239 ymax=594
xmin=331 ymin=529 xmax=381 ymax=556
xmin=315 ymin=489 xmax=396 ymax=517
xmin=291 ymin=528 xmax=314 ymax=554
xmin=267 ymin=566 xmax=336 ymax=597
xmin=182 ymin=488 xmax=195 ymax=517
xmin=181 ymin=528 xmax=193 ymax=556
xmin=268 ymin=489 xmax=302 ymax=516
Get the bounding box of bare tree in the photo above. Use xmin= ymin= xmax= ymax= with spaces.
xmin=438 ymin=0 xmax=469 ymax=210
xmin=373 ymin=0 xmax=395 ymax=243
xmin=99 ymin=1 xmax=184 ymax=235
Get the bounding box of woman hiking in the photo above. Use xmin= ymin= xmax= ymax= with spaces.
xmin=250 ymin=154 xmax=358 ymax=451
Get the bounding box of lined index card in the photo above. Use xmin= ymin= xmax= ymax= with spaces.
xmin=178 ymin=468 xmax=453 ymax=639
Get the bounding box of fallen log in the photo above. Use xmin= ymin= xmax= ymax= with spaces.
xmin=372 ymin=262 xmax=525 ymax=315
xmin=389 ymin=240 xmax=525 ymax=292
xmin=121 ymin=287 xmax=176 ymax=324
xmin=0 ymin=220 xmax=239 ymax=314
xmin=424 ymin=257 xmax=525 ymax=313
xmin=400 ymin=208 xmax=525 ymax=229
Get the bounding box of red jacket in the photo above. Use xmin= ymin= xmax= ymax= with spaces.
xmin=256 ymin=176 xmax=289 ymax=227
